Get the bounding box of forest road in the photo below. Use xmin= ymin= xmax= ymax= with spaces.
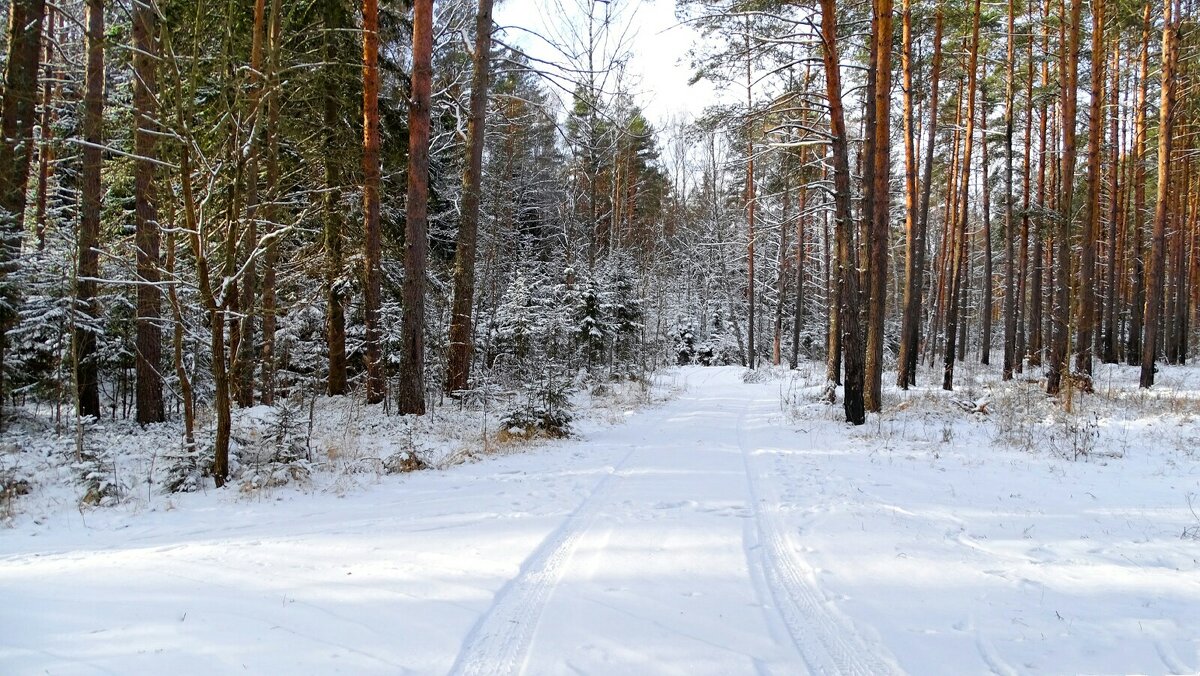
xmin=449 ymin=367 xmax=899 ymax=676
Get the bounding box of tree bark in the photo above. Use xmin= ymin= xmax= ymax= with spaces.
xmin=362 ymin=0 xmax=385 ymax=404
xmin=980 ymin=74 xmax=994 ymax=366
xmin=33 ymin=8 xmax=55 ymax=253
xmin=943 ymin=0 xmax=981 ymax=391
xmin=0 ymin=0 xmax=46 ymax=408
xmin=259 ymin=0 xmax=282 ymax=405
xmin=791 ymin=136 xmax=809 ymax=367
xmin=1015 ymin=0 xmax=1036 ymax=370
xmin=819 ymin=0 xmax=864 ymax=424
xmin=133 ymin=0 xmax=164 ymax=424
xmin=165 ymin=228 xmax=195 ymax=452
xmin=323 ymin=0 xmax=347 ymax=396
xmin=397 ymin=0 xmax=433 ymax=415
xmin=774 ymin=155 xmax=790 ymax=366
xmin=1102 ymin=40 xmax=1122 ymax=364
xmin=745 ymin=26 xmax=757 ymax=370
xmin=75 ymin=0 xmax=105 ymax=420
xmin=1127 ymin=2 xmax=1151 ymax=365
xmin=1001 ymin=0 xmax=1018 ymax=379
xmin=1028 ymin=7 xmax=1052 ymax=368
xmin=1074 ymin=0 xmax=1105 ymax=375
xmin=1140 ymin=0 xmax=1179 ymax=388
xmin=0 ymin=0 xmax=46 ymax=425
xmin=233 ymin=0 xmax=268 ymax=408
xmin=1047 ymin=0 xmax=1082 ymax=396
xmin=864 ymin=0 xmax=893 ymax=411
xmin=446 ymin=0 xmax=495 ymax=395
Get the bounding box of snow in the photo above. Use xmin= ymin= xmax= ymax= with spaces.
xmin=3 ymin=366 xmax=1199 ymax=674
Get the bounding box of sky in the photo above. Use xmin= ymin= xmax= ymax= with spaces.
xmin=492 ymin=0 xmax=718 ymax=127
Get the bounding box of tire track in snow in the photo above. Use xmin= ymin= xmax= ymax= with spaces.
xmin=736 ymin=394 xmax=900 ymax=676
xmin=448 ymin=444 xmax=639 ymax=676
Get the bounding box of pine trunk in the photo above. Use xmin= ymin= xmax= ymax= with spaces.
xmin=943 ymin=0 xmax=981 ymax=391
xmin=33 ymin=9 xmax=55 ymax=252
xmin=1128 ymin=3 xmax=1152 ymax=365
xmin=902 ymin=9 xmax=942 ymax=386
xmin=0 ymin=0 xmax=46 ymax=418
xmin=1002 ymin=0 xmax=1018 ymax=379
xmin=864 ymin=0 xmax=893 ymax=411
xmin=75 ymin=0 xmax=105 ymax=420
xmin=745 ymin=28 xmax=757 ymax=370
xmin=324 ymin=2 xmax=347 ymax=396
xmin=1102 ymin=41 xmax=1122 ymax=364
xmin=446 ymin=0 xmax=494 ymax=395
xmin=1074 ymin=0 xmax=1105 ymax=375
xmin=980 ymin=74 xmax=994 ymax=366
xmin=362 ymin=0 xmax=385 ymax=404
xmin=133 ymin=0 xmax=164 ymax=424
xmin=259 ymin=0 xmax=282 ymax=405
xmin=1047 ymin=0 xmax=1082 ymax=396
xmin=820 ymin=0 xmax=864 ymax=424
xmin=1140 ymin=0 xmax=1179 ymax=387
xmin=398 ymin=0 xmax=434 ymax=415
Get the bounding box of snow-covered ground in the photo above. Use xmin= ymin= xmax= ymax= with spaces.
xmin=2 ymin=365 xmax=1199 ymax=674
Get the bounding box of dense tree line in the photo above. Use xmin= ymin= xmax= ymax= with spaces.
xmin=0 ymin=0 xmax=1196 ymax=485
xmin=680 ymin=0 xmax=1199 ymax=423
xmin=0 ymin=0 xmax=673 ymax=484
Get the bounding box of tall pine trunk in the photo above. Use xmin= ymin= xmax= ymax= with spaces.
xmin=34 ymin=8 xmax=55 ymax=252
xmin=133 ymin=0 xmax=164 ymax=424
xmin=259 ymin=0 xmax=282 ymax=404
xmin=1140 ymin=0 xmax=1179 ymax=388
xmin=1102 ymin=41 xmax=1122 ymax=364
xmin=397 ymin=0 xmax=434 ymax=415
xmin=323 ymin=1 xmax=347 ymax=396
xmin=446 ymin=0 xmax=495 ymax=395
xmin=943 ymin=0 xmax=981 ymax=391
xmin=1074 ymin=0 xmax=1105 ymax=375
xmin=1047 ymin=0 xmax=1082 ymax=396
xmin=1001 ymin=0 xmax=1018 ymax=379
xmin=1015 ymin=0 xmax=1036 ymax=370
xmin=864 ymin=0 xmax=893 ymax=411
xmin=76 ymin=0 xmax=105 ymax=420
xmin=0 ymin=0 xmax=46 ymax=422
xmin=745 ymin=27 xmax=757 ymax=370
xmin=774 ymin=156 xmax=790 ymax=366
xmin=362 ymin=0 xmax=385 ymax=404
xmin=980 ymin=75 xmax=994 ymax=366
xmin=1127 ymin=3 xmax=1152 ymax=365
xmin=819 ymin=0 xmax=864 ymax=424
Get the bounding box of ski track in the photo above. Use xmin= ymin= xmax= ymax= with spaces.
xmin=447 ymin=443 xmax=639 ymax=676
xmin=1154 ymin=638 xmax=1191 ymax=675
xmin=446 ymin=370 xmax=729 ymax=675
xmin=735 ymin=394 xmax=899 ymax=676
xmin=451 ymin=369 xmax=900 ymax=676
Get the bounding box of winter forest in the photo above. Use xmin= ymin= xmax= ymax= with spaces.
xmin=2 ymin=0 xmax=1200 ymax=673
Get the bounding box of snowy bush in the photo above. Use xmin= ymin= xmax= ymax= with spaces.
xmin=675 ymin=321 xmax=697 ymax=365
xmin=499 ymin=404 xmax=573 ymax=440
xmin=500 ymin=364 xmax=575 ymax=440
xmin=75 ymin=444 xmax=122 ymax=507
xmin=0 ymin=465 xmax=32 ymax=521
xmin=383 ymin=450 xmax=430 ymax=474
xmin=233 ymin=400 xmax=315 ymax=491
xmin=161 ymin=443 xmax=205 ymax=494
